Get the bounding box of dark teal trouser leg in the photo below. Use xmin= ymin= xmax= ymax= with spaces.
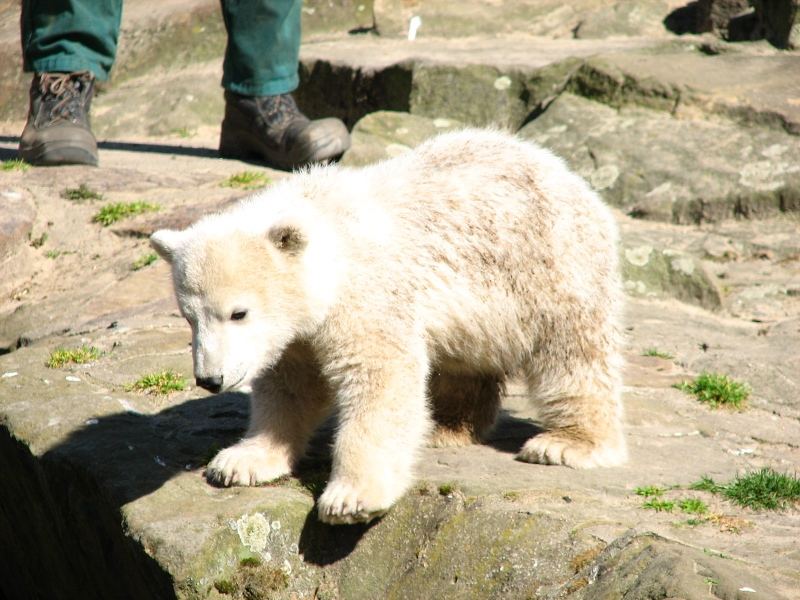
xmin=220 ymin=0 xmax=302 ymax=96
xmin=22 ymin=0 xmax=301 ymax=95
xmin=21 ymin=0 xmax=123 ymax=80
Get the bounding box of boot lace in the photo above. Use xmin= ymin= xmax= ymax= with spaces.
xmin=36 ymin=72 xmax=93 ymax=122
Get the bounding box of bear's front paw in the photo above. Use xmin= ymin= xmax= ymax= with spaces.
xmin=205 ymin=441 xmax=291 ymax=486
xmin=517 ymin=431 xmax=627 ymax=469
xmin=317 ymin=479 xmax=392 ymax=525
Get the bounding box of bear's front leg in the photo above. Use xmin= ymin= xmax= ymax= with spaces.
xmin=317 ymin=338 xmax=431 ymax=524
xmin=206 ymin=342 xmax=332 ymax=486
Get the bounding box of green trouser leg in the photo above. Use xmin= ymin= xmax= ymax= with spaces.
xmin=22 ymin=0 xmax=302 ymax=96
xmin=21 ymin=0 xmax=123 ymax=80
xmin=220 ymin=0 xmax=302 ymax=96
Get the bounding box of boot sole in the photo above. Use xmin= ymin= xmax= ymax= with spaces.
xmin=20 ymin=141 xmax=98 ymax=167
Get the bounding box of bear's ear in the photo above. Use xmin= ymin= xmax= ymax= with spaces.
xmin=267 ymin=223 xmax=306 ymax=254
xmin=150 ymin=229 xmax=183 ymax=264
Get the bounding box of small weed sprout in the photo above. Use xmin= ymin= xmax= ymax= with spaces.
xmin=125 ymin=370 xmax=186 ymax=395
xmin=93 ymin=201 xmax=160 ymax=226
xmin=2 ymin=158 xmax=30 ymax=172
xmin=30 ymin=232 xmax=48 ymax=248
xmin=635 ymin=486 xmax=664 ymax=497
xmin=132 ymin=252 xmax=158 ymax=271
xmin=642 ymin=348 xmax=674 ymax=360
xmin=47 ymin=346 xmax=103 ymax=368
xmin=61 ymin=183 xmax=103 ymax=202
xmin=642 ymin=498 xmax=675 ymax=512
xmin=438 ymin=483 xmax=455 ymax=496
xmin=221 ymin=171 xmax=270 ymax=190
xmin=674 ymin=372 xmax=749 ymax=409
xmin=678 ymin=498 xmax=708 ymax=515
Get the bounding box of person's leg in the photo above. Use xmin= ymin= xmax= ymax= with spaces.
xmin=19 ymin=0 xmax=122 ymax=166
xmin=218 ymin=0 xmax=350 ymax=170
xmin=219 ymin=0 xmax=300 ymax=96
xmin=22 ymin=0 xmax=123 ymax=80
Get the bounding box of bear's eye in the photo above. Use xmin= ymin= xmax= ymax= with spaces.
xmin=230 ymin=310 xmax=248 ymax=321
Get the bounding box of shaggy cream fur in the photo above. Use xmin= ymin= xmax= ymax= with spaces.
xmin=151 ymin=129 xmax=626 ymax=525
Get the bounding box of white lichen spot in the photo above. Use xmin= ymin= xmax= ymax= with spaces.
xmin=85 ymin=418 xmax=99 ymax=426
xmin=493 ymin=76 xmax=512 ymax=91
xmin=624 ymin=280 xmax=648 ymax=294
xmin=761 ymin=144 xmax=786 ymax=159
xmin=2 ymin=371 xmax=18 ymax=378
xmin=394 ymin=127 xmax=409 ymax=136
xmin=154 ymin=455 xmax=167 ymax=467
xmin=1 ymin=190 xmax=22 ymax=200
xmin=270 ymin=520 xmax=281 ymax=531
xmin=235 ymin=513 xmax=270 ymax=554
xmin=65 ymin=375 xmax=81 ymax=382
xmin=281 ymin=559 xmax=292 ymax=575
xmin=624 ymin=245 xmax=653 ymax=267
xmin=385 ymin=143 xmax=412 ymax=158
xmin=261 ymin=551 xmax=272 ymax=562
xmin=289 ymin=543 xmax=299 ymax=554
xmin=645 ymin=182 xmax=672 ymax=198
xmin=739 ymin=161 xmax=784 ymax=191
xmin=590 ymin=165 xmax=619 ymax=190
xmin=407 ymin=15 xmax=421 ymax=41
xmin=547 ymin=125 xmax=567 ymax=134
xmin=433 ymin=118 xmax=453 ymax=128
xmin=670 ymin=257 xmax=695 ymax=276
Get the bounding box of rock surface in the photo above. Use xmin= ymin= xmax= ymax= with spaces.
xmin=1 ymin=1 xmax=799 ymax=599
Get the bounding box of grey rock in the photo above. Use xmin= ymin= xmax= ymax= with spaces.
xmin=519 ymin=93 xmax=800 ymax=223
xmin=696 ymin=0 xmax=752 ymax=37
xmin=0 ymin=189 xmax=35 ymax=259
xmin=341 ymin=110 xmax=462 ymax=167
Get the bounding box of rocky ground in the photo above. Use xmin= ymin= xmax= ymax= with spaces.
xmin=1 ymin=1 xmax=799 ymax=598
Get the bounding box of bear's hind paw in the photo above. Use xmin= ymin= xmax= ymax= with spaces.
xmin=205 ymin=441 xmax=291 ymax=487
xmin=517 ymin=430 xmax=627 ymax=469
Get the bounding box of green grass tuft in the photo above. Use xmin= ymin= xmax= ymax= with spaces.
xmin=438 ymin=483 xmax=455 ymax=496
xmin=723 ymin=468 xmax=800 ymax=510
xmin=220 ymin=170 xmax=270 ymax=190
xmin=125 ymin=370 xmax=186 ymax=395
xmin=239 ymin=556 xmax=261 ymax=568
xmin=131 ymin=252 xmax=158 ymax=271
xmin=61 ymin=183 xmax=103 ymax=202
xmin=92 ymin=201 xmax=160 ymax=226
xmin=642 ymin=348 xmax=674 ymax=360
xmin=642 ymin=498 xmax=675 ymax=512
xmin=47 ymin=345 xmax=103 ymax=368
xmin=691 ymin=469 xmax=800 ymax=511
xmin=690 ymin=475 xmax=723 ymax=494
xmin=634 ymin=485 xmax=664 ymax=497
xmin=2 ymin=158 xmax=30 ymax=172
xmin=674 ymin=372 xmax=749 ymax=409
xmin=678 ymin=498 xmax=708 ymax=515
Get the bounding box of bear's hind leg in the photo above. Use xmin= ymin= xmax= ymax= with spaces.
xmin=205 ymin=341 xmax=332 ymax=487
xmin=517 ymin=337 xmax=626 ymax=469
xmin=428 ymin=371 xmax=502 ymax=448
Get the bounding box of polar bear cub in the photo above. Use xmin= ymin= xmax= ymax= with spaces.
xmin=150 ymin=129 xmax=626 ymax=525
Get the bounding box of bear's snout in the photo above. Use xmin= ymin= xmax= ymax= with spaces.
xmin=196 ymin=375 xmax=223 ymax=393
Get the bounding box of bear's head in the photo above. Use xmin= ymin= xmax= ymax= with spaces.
xmin=150 ymin=217 xmax=329 ymax=394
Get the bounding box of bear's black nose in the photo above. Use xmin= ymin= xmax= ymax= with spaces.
xmin=196 ymin=376 xmax=223 ymax=393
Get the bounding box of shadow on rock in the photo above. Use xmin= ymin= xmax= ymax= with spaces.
xmin=43 ymin=391 xmax=250 ymax=506
xmin=485 ymin=410 xmax=543 ymax=454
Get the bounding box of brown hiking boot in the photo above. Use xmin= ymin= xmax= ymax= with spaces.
xmin=19 ymin=72 xmax=98 ymax=167
xmin=219 ymin=91 xmax=350 ymax=171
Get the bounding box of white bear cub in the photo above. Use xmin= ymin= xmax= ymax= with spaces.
xmin=151 ymin=129 xmax=626 ymax=525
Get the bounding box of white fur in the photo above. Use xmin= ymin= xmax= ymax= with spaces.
xmin=151 ymin=129 xmax=626 ymax=525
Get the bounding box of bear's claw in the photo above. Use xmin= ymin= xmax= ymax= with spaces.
xmin=205 ymin=441 xmax=291 ymax=486
xmin=317 ymin=479 xmax=389 ymax=525
xmin=517 ymin=431 xmax=627 ymax=469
